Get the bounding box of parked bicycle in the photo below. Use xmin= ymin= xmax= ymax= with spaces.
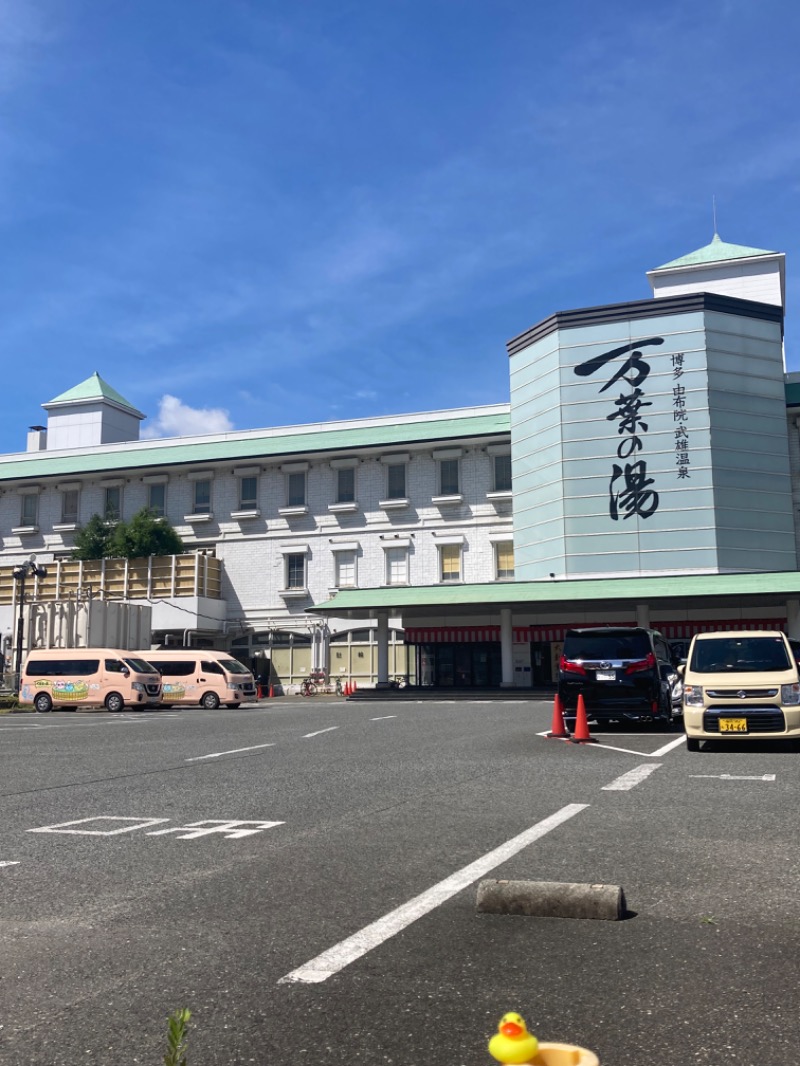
xmin=300 ymin=671 xmax=345 ymax=696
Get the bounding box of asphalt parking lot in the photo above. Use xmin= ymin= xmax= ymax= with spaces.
xmin=1 ymin=697 xmax=798 ymax=1065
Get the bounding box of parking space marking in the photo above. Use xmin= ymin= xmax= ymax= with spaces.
xmin=690 ymin=773 xmax=776 ymax=782
xmin=536 ymin=730 xmax=684 ymax=757
xmin=0 ymin=861 xmax=20 ymax=867
xmin=279 ymin=802 xmax=589 ymax=985
xmin=370 ymin=716 xmax=397 ymax=721
xmin=29 ymin=817 xmax=170 ymax=836
xmin=650 ymin=735 xmax=687 ymax=757
xmin=146 ymin=819 xmax=284 ymax=839
xmin=602 ymin=764 xmax=661 ymax=791
xmin=303 ymin=727 xmax=339 ymax=739
xmin=186 ymin=743 xmax=275 ymax=761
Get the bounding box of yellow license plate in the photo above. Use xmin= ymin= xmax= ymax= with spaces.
xmin=719 ymin=717 xmax=748 ymax=733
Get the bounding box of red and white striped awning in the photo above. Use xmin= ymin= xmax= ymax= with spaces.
xmin=405 ymin=619 xmax=786 ymax=644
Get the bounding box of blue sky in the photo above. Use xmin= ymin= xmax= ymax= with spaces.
xmin=1 ymin=0 xmax=799 ymax=451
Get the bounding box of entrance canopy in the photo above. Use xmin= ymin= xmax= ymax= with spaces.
xmin=309 ymin=570 xmax=800 ymax=627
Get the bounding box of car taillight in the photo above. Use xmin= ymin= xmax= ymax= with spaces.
xmin=559 ymin=655 xmax=587 ymax=676
xmin=624 ymin=652 xmax=656 ymax=675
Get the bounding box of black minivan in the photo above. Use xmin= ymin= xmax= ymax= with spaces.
xmin=558 ymin=627 xmax=676 ymax=725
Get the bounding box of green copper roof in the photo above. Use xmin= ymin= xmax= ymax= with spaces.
xmin=653 ymin=234 xmax=779 ymax=271
xmin=310 ymin=570 xmax=800 ymax=616
xmin=0 ymin=409 xmax=511 ymax=483
xmin=44 ymin=372 xmax=143 ymax=416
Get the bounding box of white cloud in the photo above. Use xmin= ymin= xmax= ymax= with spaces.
xmin=141 ymin=395 xmax=234 ymax=439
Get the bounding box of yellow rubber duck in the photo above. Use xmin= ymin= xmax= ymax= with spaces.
xmin=488 ymin=1012 xmax=539 ymax=1065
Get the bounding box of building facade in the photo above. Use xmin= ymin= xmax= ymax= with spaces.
xmin=3 ymin=234 xmax=800 ymax=689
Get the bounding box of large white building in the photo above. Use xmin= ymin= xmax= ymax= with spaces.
xmin=3 ymin=233 xmax=800 ymax=690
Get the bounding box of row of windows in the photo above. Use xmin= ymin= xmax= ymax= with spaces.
xmin=12 ymin=455 xmax=513 ymax=528
xmin=283 ymin=542 xmax=514 ymax=591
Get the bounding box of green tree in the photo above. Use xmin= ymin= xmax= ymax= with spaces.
xmin=108 ymin=508 xmax=185 ymax=558
xmin=71 ymin=508 xmax=184 ymax=560
xmin=71 ymin=513 xmax=114 ymax=560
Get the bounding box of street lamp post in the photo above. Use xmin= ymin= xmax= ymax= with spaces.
xmin=12 ymin=555 xmax=48 ymax=692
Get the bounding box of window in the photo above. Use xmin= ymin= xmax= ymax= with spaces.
xmin=60 ymin=489 xmax=80 ymax=524
xmin=104 ymin=486 xmax=122 ymax=521
xmin=20 ymin=494 xmax=38 ymax=527
xmin=336 ymin=467 xmax=355 ymax=504
xmin=439 ymin=459 xmax=460 ymax=496
xmin=193 ymin=479 xmax=212 ymax=514
xmin=493 ymin=454 xmax=512 ymax=492
xmin=239 ymin=476 xmax=258 ymax=510
xmin=201 ymin=660 xmax=224 ymax=675
xmin=386 ymin=463 xmax=406 ymax=500
xmin=495 ymin=542 xmax=514 ymax=580
xmin=287 ymin=471 xmax=306 ymax=507
xmin=439 ymin=543 xmax=462 ymax=583
xmin=385 ymin=546 xmax=408 ymax=585
xmin=286 ymin=553 xmax=306 ymax=589
xmin=147 ymin=483 xmax=165 ymax=518
xmin=335 ymin=550 xmax=357 ymax=588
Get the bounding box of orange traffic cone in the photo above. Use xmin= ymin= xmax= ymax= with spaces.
xmin=268 ymin=685 xmax=274 ymax=699
xmin=352 ymin=680 xmax=357 ymax=693
xmin=546 ymin=693 xmax=571 ymax=739
xmin=344 ymin=681 xmax=350 ymax=696
xmin=571 ymin=694 xmax=598 ymax=744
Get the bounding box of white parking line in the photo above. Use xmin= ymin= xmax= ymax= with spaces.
xmin=690 ymin=773 xmax=776 ymax=782
xmin=303 ymin=727 xmax=339 ymax=739
xmin=650 ymin=735 xmax=687 ymax=757
xmin=279 ymin=803 xmax=589 ymax=985
xmin=536 ymin=731 xmax=685 ymax=758
xmin=0 ymin=861 xmax=20 ymax=867
xmin=602 ymin=764 xmax=661 ymax=791
xmin=370 ymin=716 xmax=397 ymax=721
xmin=186 ymin=743 xmax=275 ymax=761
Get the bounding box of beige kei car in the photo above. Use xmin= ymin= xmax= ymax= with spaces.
xmin=681 ymin=631 xmax=800 ymax=751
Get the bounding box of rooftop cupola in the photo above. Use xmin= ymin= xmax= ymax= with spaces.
xmin=37 ymin=371 xmax=145 ymax=451
xmin=647 ymin=233 xmax=785 ymax=315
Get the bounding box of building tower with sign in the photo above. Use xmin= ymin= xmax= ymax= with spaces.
xmin=508 ymin=234 xmax=795 ymax=580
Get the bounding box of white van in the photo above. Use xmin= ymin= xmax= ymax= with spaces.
xmin=136 ymin=649 xmax=256 ymax=709
xmin=21 ymin=649 xmax=163 ymax=713
xmin=682 ymin=630 xmax=800 ymax=750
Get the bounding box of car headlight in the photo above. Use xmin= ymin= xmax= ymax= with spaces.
xmin=132 ymin=682 xmax=146 ymax=692
xmin=781 ymin=683 xmax=800 ymax=705
xmin=227 ymin=683 xmax=241 ymax=691
xmin=683 ymin=684 xmax=704 ymax=707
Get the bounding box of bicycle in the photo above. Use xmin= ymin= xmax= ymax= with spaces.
xmin=300 ymin=677 xmax=317 ymax=697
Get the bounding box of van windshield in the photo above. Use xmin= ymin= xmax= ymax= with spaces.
xmin=124 ymin=658 xmax=158 ymax=674
xmin=690 ymin=637 xmax=791 ymax=673
xmin=563 ymin=631 xmax=650 ymax=660
xmin=219 ymin=659 xmax=251 ymax=675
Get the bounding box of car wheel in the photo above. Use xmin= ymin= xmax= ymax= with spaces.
xmin=34 ymin=692 xmax=53 ymax=713
xmin=201 ymin=691 xmax=220 ymax=710
xmin=686 ymin=736 xmax=701 ymax=752
xmin=105 ymin=692 xmax=124 ymax=714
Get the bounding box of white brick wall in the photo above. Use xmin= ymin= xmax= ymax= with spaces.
xmin=0 ymin=435 xmax=514 ymax=634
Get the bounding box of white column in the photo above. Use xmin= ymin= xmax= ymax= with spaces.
xmin=376 ymin=612 xmax=390 ymax=688
xmin=787 ymin=600 xmax=800 ymax=639
xmin=636 ymin=604 xmax=650 ymax=628
xmin=500 ymin=608 xmax=514 ymax=688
